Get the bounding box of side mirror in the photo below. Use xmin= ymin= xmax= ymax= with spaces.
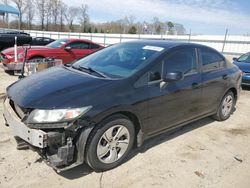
xmin=233 ymin=57 xmax=238 ymax=61
xmin=163 ymin=71 xmax=184 ymax=82
xmin=64 ymin=46 xmax=72 ymax=51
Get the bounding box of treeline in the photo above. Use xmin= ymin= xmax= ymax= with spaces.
xmin=0 ymin=0 xmax=186 ymax=35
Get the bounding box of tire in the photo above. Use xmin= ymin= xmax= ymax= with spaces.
xmin=4 ymin=70 xmax=15 ymax=75
xmin=86 ymin=114 xmax=135 ymax=172
xmin=29 ymin=56 xmax=44 ymax=63
xmin=213 ymin=91 xmax=235 ymax=121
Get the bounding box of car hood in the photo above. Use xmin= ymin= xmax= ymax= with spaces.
xmin=233 ymin=61 xmax=250 ymax=73
xmin=7 ymin=66 xmax=113 ymax=109
xmin=2 ymin=46 xmax=52 ymax=55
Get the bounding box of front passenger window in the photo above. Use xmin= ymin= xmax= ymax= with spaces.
xmin=164 ymin=48 xmax=197 ymax=75
xmin=67 ymin=42 xmax=90 ymax=49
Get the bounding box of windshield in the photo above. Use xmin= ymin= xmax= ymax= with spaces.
xmin=238 ymin=53 xmax=250 ymax=63
xmin=47 ymin=39 xmax=69 ymax=48
xmin=72 ymin=43 xmax=164 ymax=78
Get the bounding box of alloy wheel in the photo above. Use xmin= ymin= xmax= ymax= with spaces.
xmin=97 ymin=125 xmax=130 ymax=164
xmin=221 ymin=95 xmax=233 ymax=117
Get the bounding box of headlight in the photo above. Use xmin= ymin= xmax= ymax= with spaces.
xmin=6 ymin=54 xmax=14 ymax=59
xmin=28 ymin=106 xmax=92 ymax=123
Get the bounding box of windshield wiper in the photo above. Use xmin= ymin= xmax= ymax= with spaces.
xmin=76 ymin=65 xmax=107 ymax=78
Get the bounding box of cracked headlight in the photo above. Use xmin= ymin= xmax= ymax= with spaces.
xmin=28 ymin=106 xmax=92 ymax=123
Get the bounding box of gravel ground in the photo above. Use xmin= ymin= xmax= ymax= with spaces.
xmin=0 ymin=68 xmax=250 ymax=188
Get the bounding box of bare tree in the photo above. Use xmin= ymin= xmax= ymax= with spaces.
xmin=45 ymin=0 xmax=52 ymax=30
xmin=78 ymin=4 xmax=89 ymax=32
xmin=25 ymin=0 xmax=35 ymax=29
xmin=58 ymin=1 xmax=67 ymax=31
xmin=152 ymin=17 xmax=161 ymax=34
xmin=35 ymin=0 xmax=46 ymax=30
xmin=167 ymin=21 xmax=174 ymax=35
xmin=51 ymin=0 xmax=61 ymax=26
xmin=64 ymin=6 xmax=80 ymax=32
xmin=11 ymin=0 xmax=28 ymax=29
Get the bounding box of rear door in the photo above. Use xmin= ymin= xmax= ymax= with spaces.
xmin=145 ymin=47 xmax=202 ymax=135
xmin=198 ymin=47 xmax=229 ymax=114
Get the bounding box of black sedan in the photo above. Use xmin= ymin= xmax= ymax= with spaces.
xmin=30 ymin=37 xmax=55 ymax=46
xmin=3 ymin=40 xmax=241 ymax=172
xmin=0 ymin=30 xmax=32 ymax=51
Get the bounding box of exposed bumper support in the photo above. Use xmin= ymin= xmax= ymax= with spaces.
xmin=3 ymin=98 xmax=94 ymax=172
xmin=3 ymin=98 xmax=47 ymax=148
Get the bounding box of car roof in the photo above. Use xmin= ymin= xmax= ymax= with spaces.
xmin=62 ymin=38 xmax=94 ymax=43
xmin=124 ymin=39 xmax=212 ymax=50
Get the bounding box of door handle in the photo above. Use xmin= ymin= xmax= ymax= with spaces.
xmin=223 ymin=74 xmax=228 ymax=80
xmin=192 ymin=83 xmax=200 ymax=89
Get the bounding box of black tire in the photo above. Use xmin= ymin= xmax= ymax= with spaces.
xmin=86 ymin=114 xmax=135 ymax=172
xmin=213 ymin=91 xmax=235 ymax=121
xmin=4 ymin=70 xmax=15 ymax=75
xmin=29 ymin=56 xmax=44 ymax=63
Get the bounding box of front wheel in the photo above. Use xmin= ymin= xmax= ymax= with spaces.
xmin=86 ymin=115 xmax=135 ymax=172
xmin=213 ymin=91 xmax=235 ymax=121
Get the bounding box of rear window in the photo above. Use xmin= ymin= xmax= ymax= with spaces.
xmin=164 ymin=48 xmax=197 ymax=75
xmin=200 ymin=48 xmax=225 ymax=71
xmin=47 ymin=39 xmax=69 ymax=48
xmin=238 ymin=53 xmax=250 ymax=63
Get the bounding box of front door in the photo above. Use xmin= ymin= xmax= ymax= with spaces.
xmin=64 ymin=41 xmax=93 ymax=63
xmin=145 ymin=47 xmax=202 ymax=135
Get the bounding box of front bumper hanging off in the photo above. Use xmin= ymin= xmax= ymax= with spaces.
xmin=3 ymin=98 xmax=83 ymax=172
xmin=3 ymin=98 xmax=47 ymax=148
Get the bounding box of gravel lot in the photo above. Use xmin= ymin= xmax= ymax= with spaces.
xmin=0 ymin=68 xmax=250 ymax=188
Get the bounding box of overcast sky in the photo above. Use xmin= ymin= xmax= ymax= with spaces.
xmin=62 ymin=0 xmax=250 ymax=35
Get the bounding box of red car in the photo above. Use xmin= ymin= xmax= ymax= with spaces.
xmin=0 ymin=39 xmax=103 ymax=74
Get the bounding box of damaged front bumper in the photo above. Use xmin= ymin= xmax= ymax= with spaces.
xmin=3 ymin=98 xmax=90 ymax=172
xmin=3 ymin=98 xmax=47 ymax=148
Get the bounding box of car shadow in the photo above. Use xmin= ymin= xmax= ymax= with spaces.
xmin=59 ymin=164 xmax=94 ymax=179
xmin=128 ymin=117 xmax=215 ymax=156
xmin=59 ymin=116 xmax=215 ymax=179
xmin=242 ymin=86 xmax=250 ymax=91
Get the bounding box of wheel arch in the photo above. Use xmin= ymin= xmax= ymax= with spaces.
xmin=92 ymin=111 xmax=143 ymax=145
xmin=28 ymin=55 xmax=46 ymax=60
xmin=76 ymin=110 xmax=144 ymax=165
xmin=228 ymin=87 xmax=238 ymax=101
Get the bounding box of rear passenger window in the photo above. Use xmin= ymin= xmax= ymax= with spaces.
xmin=164 ymin=48 xmax=197 ymax=75
xmin=67 ymin=42 xmax=90 ymax=49
xmin=200 ymin=48 xmax=225 ymax=71
xmin=91 ymin=43 xmax=100 ymax=49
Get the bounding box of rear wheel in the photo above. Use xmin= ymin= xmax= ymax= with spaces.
xmin=86 ymin=115 xmax=135 ymax=172
xmin=4 ymin=70 xmax=15 ymax=75
xmin=29 ymin=56 xmax=45 ymax=63
xmin=213 ymin=91 xmax=235 ymax=121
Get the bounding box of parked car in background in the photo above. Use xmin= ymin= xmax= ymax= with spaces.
xmin=0 ymin=30 xmax=32 ymax=51
xmin=3 ymin=40 xmax=241 ymax=172
xmin=0 ymin=39 xmax=103 ymax=74
xmin=30 ymin=37 xmax=55 ymax=46
xmin=233 ymin=52 xmax=250 ymax=86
